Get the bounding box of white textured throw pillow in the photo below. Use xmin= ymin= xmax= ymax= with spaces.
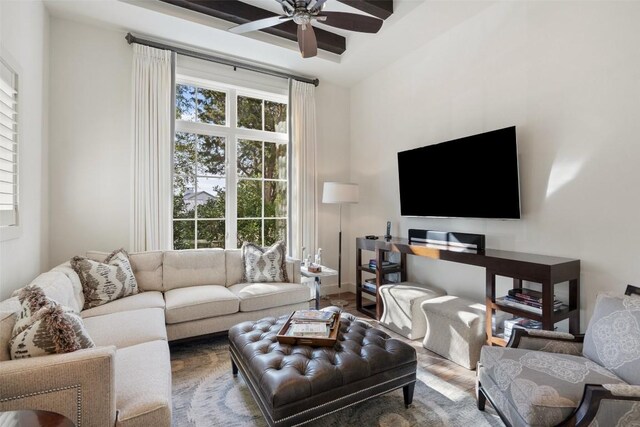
xmin=241 ymin=240 xmax=289 ymax=283
xmin=10 ymin=304 xmax=95 ymax=359
xmin=71 ymin=248 xmax=139 ymax=309
xmin=12 ymin=285 xmax=59 ymax=337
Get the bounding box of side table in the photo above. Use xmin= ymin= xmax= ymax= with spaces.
xmin=300 ymin=264 xmax=338 ymax=309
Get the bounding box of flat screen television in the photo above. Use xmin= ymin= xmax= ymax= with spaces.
xmin=397 ymin=126 xmax=521 ymax=219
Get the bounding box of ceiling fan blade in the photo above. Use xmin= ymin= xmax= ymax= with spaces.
xmin=229 ymin=16 xmax=292 ymax=34
xmin=318 ymin=11 xmax=383 ymax=33
xmin=297 ymin=25 xmax=318 ymax=58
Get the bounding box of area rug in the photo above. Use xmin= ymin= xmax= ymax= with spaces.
xmin=170 ymin=335 xmax=502 ymax=426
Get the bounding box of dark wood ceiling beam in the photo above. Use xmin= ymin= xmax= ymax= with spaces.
xmin=160 ymin=0 xmax=346 ymax=55
xmin=336 ymin=0 xmax=393 ymax=20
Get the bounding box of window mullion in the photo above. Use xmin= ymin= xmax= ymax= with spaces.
xmin=194 ymin=134 xmax=199 ymax=249
xmin=176 ymin=120 xmax=230 ymax=137
xmin=261 ymin=140 xmax=265 ymax=246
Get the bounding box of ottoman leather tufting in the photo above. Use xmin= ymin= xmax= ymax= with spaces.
xmin=228 ymin=308 xmax=417 ymax=426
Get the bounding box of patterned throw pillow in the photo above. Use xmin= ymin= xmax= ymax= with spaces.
xmin=71 ymin=248 xmax=139 ymax=310
xmin=10 ymin=304 xmax=95 ymax=359
xmin=12 ymin=285 xmax=58 ymax=336
xmin=583 ymin=293 xmax=640 ymax=384
xmin=241 ymin=240 xmax=289 ymax=283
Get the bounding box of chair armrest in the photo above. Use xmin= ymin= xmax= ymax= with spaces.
xmin=507 ymin=328 xmax=585 ymax=355
xmin=602 ymin=384 xmax=640 ymax=397
xmin=286 ymin=257 xmax=301 ymax=284
xmin=0 ymin=346 xmax=116 ymax=427
xmin=570 ymin=384 xmax=640 ymax=426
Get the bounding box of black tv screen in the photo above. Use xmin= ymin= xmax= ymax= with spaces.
xmin=397 ymin=126 xmax=521 ymax=219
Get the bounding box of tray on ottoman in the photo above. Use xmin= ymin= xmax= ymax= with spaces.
xmin=228 ymin=307 xmax=417 ymax=427
xmin=276 ymin=310 xmax=340 ymax=347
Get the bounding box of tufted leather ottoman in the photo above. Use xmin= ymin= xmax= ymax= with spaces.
xmin=228 ymin=308 xmax=417 ymax=427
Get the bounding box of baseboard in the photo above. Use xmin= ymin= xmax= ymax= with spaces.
xmin=321 ymin=282 xmax=355 ymax=296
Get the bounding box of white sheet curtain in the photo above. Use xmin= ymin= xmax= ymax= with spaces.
xmin=289 ymin=80 xmax=317 ymax=260
xmin=132 ymin=44 xmax=174 ymax=251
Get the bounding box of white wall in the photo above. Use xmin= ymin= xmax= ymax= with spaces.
xmin=49 ymin=18 xmax=132 ymax=267
xmin=48 ymin=17 xmax=352 ymax=280
xmin=349 ymin=1 xmax=640 ymax=329
xmin=0 ymin=1 xmax=50 ymax=300
xmin=316 ymin=81 xmax=351 ymax=295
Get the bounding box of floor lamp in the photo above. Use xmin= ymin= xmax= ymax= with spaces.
xmin=322 ymin=182 xmax=359 ymax=307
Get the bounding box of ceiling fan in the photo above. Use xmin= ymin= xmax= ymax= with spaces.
xmin=228 ymin=0 xmax=384 ymax=58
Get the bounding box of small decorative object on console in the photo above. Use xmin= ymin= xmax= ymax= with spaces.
xmin=307 ymin=263 xmax=322 ymax=273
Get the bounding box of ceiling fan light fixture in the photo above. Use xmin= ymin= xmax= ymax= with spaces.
xmin=228 ymin=0 xmax=383 ymax=58
xmin=293 ymin=10 xmax=311 ymax=26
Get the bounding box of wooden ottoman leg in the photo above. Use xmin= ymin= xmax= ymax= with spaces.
xmin=403 ymin=382 xmax=415 ymax=408
xmin=232 ymin=359 xmax=238 ymax=377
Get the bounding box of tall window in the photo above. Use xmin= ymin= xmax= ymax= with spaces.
xmin=173 ymin=77 xmax=288 ymax=249
xmin=0 ymin=57 xmax=18 ymax=234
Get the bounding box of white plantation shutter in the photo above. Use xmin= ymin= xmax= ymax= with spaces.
xmin=0 ymin=58 xmax=18 ymax=228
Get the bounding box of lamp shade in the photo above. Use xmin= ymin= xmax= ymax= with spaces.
xmin=322 ymin=182 xmax=359 ymax=204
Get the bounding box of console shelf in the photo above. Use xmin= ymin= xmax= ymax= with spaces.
xmin=355 ymin=237 xmax=407 ymax=318
xmin=355 ymin=236 xmax=581 ymax=345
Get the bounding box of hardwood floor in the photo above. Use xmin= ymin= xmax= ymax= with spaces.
xmin=318 ymin=291 xmax=478 ymax=399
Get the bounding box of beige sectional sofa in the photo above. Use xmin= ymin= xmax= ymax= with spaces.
xmin=0 ymin=248 xmax=309 ymax=426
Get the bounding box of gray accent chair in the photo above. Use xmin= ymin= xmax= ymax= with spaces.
xmin=477 ymin=285 xmax=640 ymax=426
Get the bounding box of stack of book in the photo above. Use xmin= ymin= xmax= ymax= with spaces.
xmin=503 ymin=317 xmax=543 ymax=340
xmin=362 ymin=278 xmax=377 ymax=293
xmin=368 ymin=259 xmax=399 ymax=269
xmin=496 ymin=287 xmax=567 ymax=314
xmin=286 ymin=310 xmax=336 ymax=338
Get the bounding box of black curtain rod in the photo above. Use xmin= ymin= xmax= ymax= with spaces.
xmin=125 ymin=33 xmax=319 ymax=87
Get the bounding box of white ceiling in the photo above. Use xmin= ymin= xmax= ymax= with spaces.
xmin=44 ymin=0 xmax=495 ymax=87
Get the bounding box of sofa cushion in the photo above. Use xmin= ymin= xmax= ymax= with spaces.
xmin=87 ymin=250 xmax=164 ymax=292
xmin=50 ymin=262 xmax=85 ymax=311
xmin=10 ymin=304 xmax=95 ymax=359
xmin=225 ymin=249 xmax=244 ymax=287
xmin=71 ymin=249 xmax=139 ymax=309
xmin=241 ymin=241 xmax=288 ymax=283
xmin=115 ymin=340 xmax=171 ymax=427
xmin=163 ymin=249 xmax=226 ymax=290
xmin=164 ymin=286 xmax=239 ymax=324
xmin=583 ymin=293 xmax=640 ymax=385
xmin=479 ymin=346 xmax=624 ymax=426
xmin=228 ymin=282 xmax=310 ymax=312
xmin=81 ymin=292 xmax=165 ymax=318
xmin=16 ymin=270 xmax=83 ymax=313
xmin=83 ymin=308 xmax=167 ymax=348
